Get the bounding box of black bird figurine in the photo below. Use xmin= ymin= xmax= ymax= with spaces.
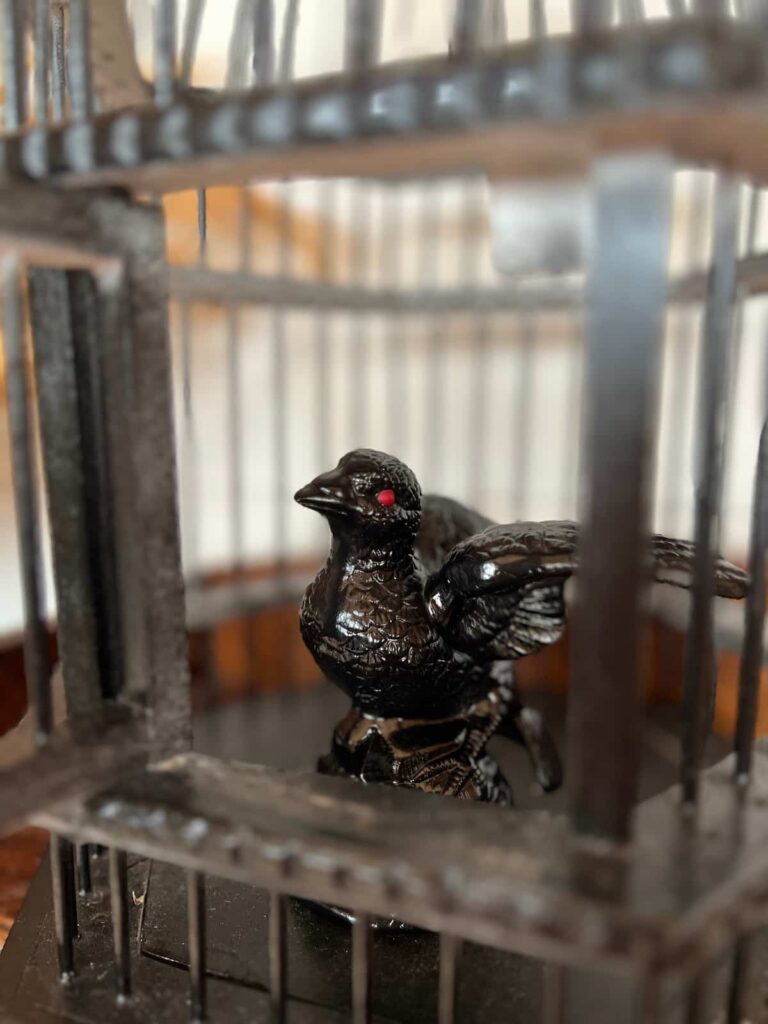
xmin=295 ymin=449 xmax=748 ymax=806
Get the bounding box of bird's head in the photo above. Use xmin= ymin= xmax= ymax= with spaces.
xmin=294 ymin=449 xmax=422 ymax=545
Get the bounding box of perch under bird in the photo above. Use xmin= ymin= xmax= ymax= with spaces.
xmin=295 ymin=449 xmax=748 ymax=806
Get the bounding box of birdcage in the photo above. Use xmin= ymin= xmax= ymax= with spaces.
xmin=0 ymin=1 xmax=767 ymax=1022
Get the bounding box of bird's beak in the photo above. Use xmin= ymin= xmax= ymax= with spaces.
xmin=294 ymin=469 xmax=352 ymax=516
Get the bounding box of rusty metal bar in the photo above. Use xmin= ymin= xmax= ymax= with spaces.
xmin=108 ymin=847 xmax=130 ymax=998
xmin=438 ymin=933 xmax=460 ymax=1024
xmin=50 ymin=834 xmax=77 ymax=980
xmin=187 ymin=870 xmax=207 ymax=1022
xmin=2 ymin=262 xmax=52 ymax=743
xmin=567 ymin=154 xmax=673 ymax=840
xmin=680 ymin=174 xmax=739 ymax=804
xmin=352 ymin=912 xmax=372 ymax=1024
xmin=734 ymin=421 xmax=768 ymax=779
xmin=3 ymin=0 xmax=26 ymax=131
xmin=268 ymin=891 xmax=286 ymax=1021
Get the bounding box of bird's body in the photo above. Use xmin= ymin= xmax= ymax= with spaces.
xmin=299 ymin=495 xmax=495 ymax=719
xmin=295 ymin=449 xmax=748 ymax=805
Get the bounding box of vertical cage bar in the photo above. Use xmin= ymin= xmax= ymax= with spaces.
xmin=680 ymin=175 xmax=739 ymax=804
xmin=77 ymin=844 xmax=91 ymax=894
xmin=727 ymin=935 xmax=754 ymax=1024
xmin=50 ymin=835 xmax=77 ymax=980
xmin=567 ymin=154 xmax=673 ymax=840
xmin=3 ymin=0 xmax=26 ymax=131
xmin=108 ymin=847 xmax=130 ymax=999
xmin=253 ymin=0 xmax=275 ymax=85
xmin=226 ymin=304 xmax=244 ymax=574
xmin=180 ymin=300 xmax=199 ymax=577
xmin=278 ymin=0 xmax=301 ymax=82
xmin=68 ymin=0 xmax=93 ymax=122
xmin=512 ymin=318 xmax=534 ymax=518
xmin=155 ymin=0 xmax=177 ymax=106
xmin=269 ymin=891 xmax=287 ymax=1021
xmin=451 ymin=0 xmax=483 ymax=53
xmin=51 ymin=3 xmax=67 ymax=122
xmin=33 ymin=0 xmax=50 ymax=126
xmin=345 ymin=0 xmax=383 ymax=71
xmin=385 ymin=184 xmax=405 ymax=456
xmin=542 ymin=963 xmax=566 ymax=1023
xmin=571 ymin=0 xmax=612 ymax=32
xmin=197 ymin=190 xmax=208 ymax=265
xmin=352 ymin=913 xmax=372 ymax=1024
xmin=530 ymin=0 xmax=548 ymax=37
xmin=179 ymin=0 xmax=205 ymax=86
xmin=187 ymin=870 xmax=206 ymax=1022
xmin=226 ymin=0 xmax=256 ymax=89
xmin=734 ymin=422 xmax=768 ymax=779
xmin=3 ymin=261 xmax=52 ymax=742
xmin=27 ymin=269 xmax=106 ymax=714
xmin=438 ymin=933 xmax=460 ymax=1024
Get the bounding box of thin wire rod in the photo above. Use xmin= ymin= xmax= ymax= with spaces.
xmin=3 ymin=0 xmax=26 ymax=131
xmin=108 ymin=847 xmax=130 ymax=999
xmin=197 ymin=189 xmax=208 ymax=266
xmin=542 ymin=963 xmax=566 ymax=1023
xmin=187 ymin=870 xmax=206 ymax=1022
xmin=268 ymin=891 xmax=287 ymax=1021
xmin=385 ymin=184 xmax=405 ymax=456
xmin=278 ymin=0 xmax=300 ymax=83
xmin=437 ymin=933 xmax=460 ymax=1024
xmin=512 ymin=317 xmax=535 ymax=519
xmin=226 ymin=304 xmax=244 ymax=575
xmin=349 ymin=181 xmax=372 ymax=443
xmin=77 ymin=844 xmax=92 ymax=894
xmin=253 ymin=0 xmax=275 ymax=86
xmin=50 ymin=835 xmax=76 ymax=980
xmin=351 ymin=912 xmax=372 ymax=1024
xmin=33 ymin=0 xmax=50 ymax=126
xmin=316 ymin=180 xmax=335 ymax=477
xmin=68 ymin=0 xmax=93 ymax=122
xmin=179 ymin=301 xmax=199 ymax=578
xmin=620 ymin=0 xmax=645 ymax=22
xmin=734 ymin=421 xmax=768 ymax=779
xmin=423 ymin=183 xmax=446 ymax=488
xmin=3 ymin=262 xmax=52 ymax=742
xmin=179 ymin=0 xmax=206 ymax=87
xmin=680 ymin=175 xmax=740 ymax=804
xmin=155 ymin=0 xmax=177 ymax=106
xmin=272 ymin=183 xmax=292 ymax=570
xmin=50 ymin=4 xmax=67 ymax=122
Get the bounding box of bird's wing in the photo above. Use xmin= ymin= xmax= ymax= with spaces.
xmin=424 ymin=520 xmax=749 ymax=661
xmin=414 ymin=494 xmax=495 ymax=576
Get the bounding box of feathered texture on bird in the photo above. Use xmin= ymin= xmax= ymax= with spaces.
xmin=295 ymin=448 xmax=749 ymax=804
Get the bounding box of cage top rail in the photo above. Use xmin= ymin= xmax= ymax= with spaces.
xmin=3 ymin=17 xmax=768 ymax=191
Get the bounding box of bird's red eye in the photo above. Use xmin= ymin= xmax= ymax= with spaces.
xmin=376 ymin=489 xmax=396 ymax=507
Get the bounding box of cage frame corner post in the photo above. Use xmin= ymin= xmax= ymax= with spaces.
xmin=566 ymin=151 xmax=675 ymax=844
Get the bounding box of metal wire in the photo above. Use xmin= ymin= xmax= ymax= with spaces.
xmin=50 ymin=834 xmax=77 ymax=980
xmin=108 ymin=847 xmax=130 ymax=999
xmin=351 ymin=912 xmax=372 ymax=1024
xmin=50 ymin=3 xmax=67 ymax=122
xmin=268 ymin=891 xmax=287 ymax=1021
xmin=33 ymin=0 xmax=50 ymax=127
xmin=187 ymin=870 xmax=207 ymax=1022
xmin=179 ymin=0 xmax=206 ymax=87
xmin=437 ymin=933 xmax=460 ymax=1024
